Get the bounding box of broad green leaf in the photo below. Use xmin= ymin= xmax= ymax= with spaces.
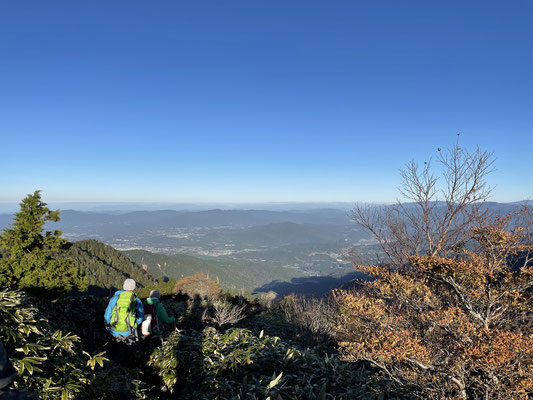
xmin=267 ymin=372 xmax=283 ymax=390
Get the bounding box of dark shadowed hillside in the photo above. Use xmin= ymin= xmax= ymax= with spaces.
xmin=69 ymin=239 xmax=157 ymax=295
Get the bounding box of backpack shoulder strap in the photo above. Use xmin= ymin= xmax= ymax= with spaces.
xmin=125 ymin=292 xmax=137 ymax=332
xmin=111 ymin=292 xmax=137 ymax=328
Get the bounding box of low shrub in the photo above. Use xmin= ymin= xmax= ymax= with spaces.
xmin=254 ymin=291 xmax=278 ymax=310
xmin=149 ymin=326 xmax=401 ymax=399
xmin=0 ymin=288 xmax=149 ymax=399
xmin=278 ymin=294 xmax=338 ymax=349
xmin=211 ymin=300 xmax=247 ymax=327
xmin=173 ymin=273 xmax=222 ymax=299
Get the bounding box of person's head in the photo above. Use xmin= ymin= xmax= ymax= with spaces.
xmin=149 ymin=289 xmax=160 ymax=299
xmin=123 ymin=278 xmax=136 ymax=292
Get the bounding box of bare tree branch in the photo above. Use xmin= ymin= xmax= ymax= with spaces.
xmin=352 ymin=139 xmax=495 ymax=267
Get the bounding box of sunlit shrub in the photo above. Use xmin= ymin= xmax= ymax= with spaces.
xmin=254 ymin=291 xmax=277 ymax=310
xmin=148 ymin=326 xmax=396 ymax=399
xmin=173 ymin=273 xmax=222 ymax=299
xmin=0 ymin=289 xmax=101 ymax=399
xmin=211 ymin=300 xmax=247 ymax=327
xmin=0 ymin=288 xmax=149 ymax=399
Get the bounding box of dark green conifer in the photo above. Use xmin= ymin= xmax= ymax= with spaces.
xmin=0 ymin=191 xmax=86 ymax=294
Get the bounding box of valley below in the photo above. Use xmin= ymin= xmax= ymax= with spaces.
xmin=1 ymin=208 xmax=378 ymax=293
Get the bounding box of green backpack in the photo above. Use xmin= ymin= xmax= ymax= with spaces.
xmin=110 ymin=292 xmax=138 ymax=333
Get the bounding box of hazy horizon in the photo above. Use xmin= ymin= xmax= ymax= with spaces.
xmin=0 ymin=200 xmax=356 ymax=214
xmin=1 ymin=198 xmax=531 ymax=215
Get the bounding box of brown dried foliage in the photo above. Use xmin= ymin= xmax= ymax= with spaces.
xmin=335 ymin=213 xmax=533 ymax=399
xmin=341 ymin=143 xmax=531 ymax=398
xmin=173 ymin=272 xmax=222 ymax=299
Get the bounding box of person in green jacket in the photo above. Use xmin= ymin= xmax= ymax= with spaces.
xmin=141 ymin=290 xmax=175 ymax=336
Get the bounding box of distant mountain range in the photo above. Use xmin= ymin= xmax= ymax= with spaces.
xmin=1 ymin=202 xmax=529 ymax=295
xmin=1 ymin=202 xmax=530 ymax=233
xmin=0 ymin=201 xmax=355 ymax=214
xmin=1 ymin=201 xmax=529 ymax=232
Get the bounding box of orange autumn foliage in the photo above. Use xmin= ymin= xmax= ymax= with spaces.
xmin=173 ymin=272 xmax=222 ymax=299
xmin=334 ymin=216 xmax=532 ymax=399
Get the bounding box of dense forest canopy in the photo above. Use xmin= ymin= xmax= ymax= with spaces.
xmin=69 ymin=239 xmax=156 ymax=296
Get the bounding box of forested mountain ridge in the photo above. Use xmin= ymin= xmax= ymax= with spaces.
xmin=123 ymin=248 xmax=217 ymax=279
xmin=201 ymin=222 xmax=361 ymax=248
xmin=0 ymin=203 xmax=528 ymax=234
xmin=123 ymin=248 xmax=302 ymax=291
xmin=69 ymin=239 xmax=157 ymax=295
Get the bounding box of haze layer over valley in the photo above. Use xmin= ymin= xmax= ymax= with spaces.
xmin=0 ymin=207 xmax=377 ymax=293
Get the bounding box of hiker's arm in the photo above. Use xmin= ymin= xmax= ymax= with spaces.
xmin=104 ymin=297 xmax=117 ymax=324
xmin=157 ymin=304 xmax=176 ymax=324
xmin=135 ymin=298 xmax=144 ymax=325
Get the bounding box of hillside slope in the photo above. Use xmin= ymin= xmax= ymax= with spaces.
xmin=69 ymin=239 xmax=157 ymax=295
xmin=202 ymin=222 xmax=350 ymax=249
xmin=123 ymin=249 xmax=302 ymax=291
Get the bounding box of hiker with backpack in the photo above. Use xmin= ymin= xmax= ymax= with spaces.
xmin=141 ymin=290 xmax=176 ymax=337
xmin=104 ymin=278 xmax=144 ymax=345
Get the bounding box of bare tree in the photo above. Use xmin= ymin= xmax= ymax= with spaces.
xmin=338 ymin=141 xmax=532 ymax=398
xmin=211 ymin=300 xmax=247 ymax=327
xmin=352 ymin=137 xmax=495 ymax=267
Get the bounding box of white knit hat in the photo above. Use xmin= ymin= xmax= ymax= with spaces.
xmin=123 ymin=278 xmax=136 ymax=291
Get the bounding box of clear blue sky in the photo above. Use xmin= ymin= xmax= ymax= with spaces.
xmin=1 ymin=1 xmax=532 ymax=204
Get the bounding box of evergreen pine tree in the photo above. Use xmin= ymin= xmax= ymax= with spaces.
xmin=0 ymin=191 xmax=86 ymax=294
